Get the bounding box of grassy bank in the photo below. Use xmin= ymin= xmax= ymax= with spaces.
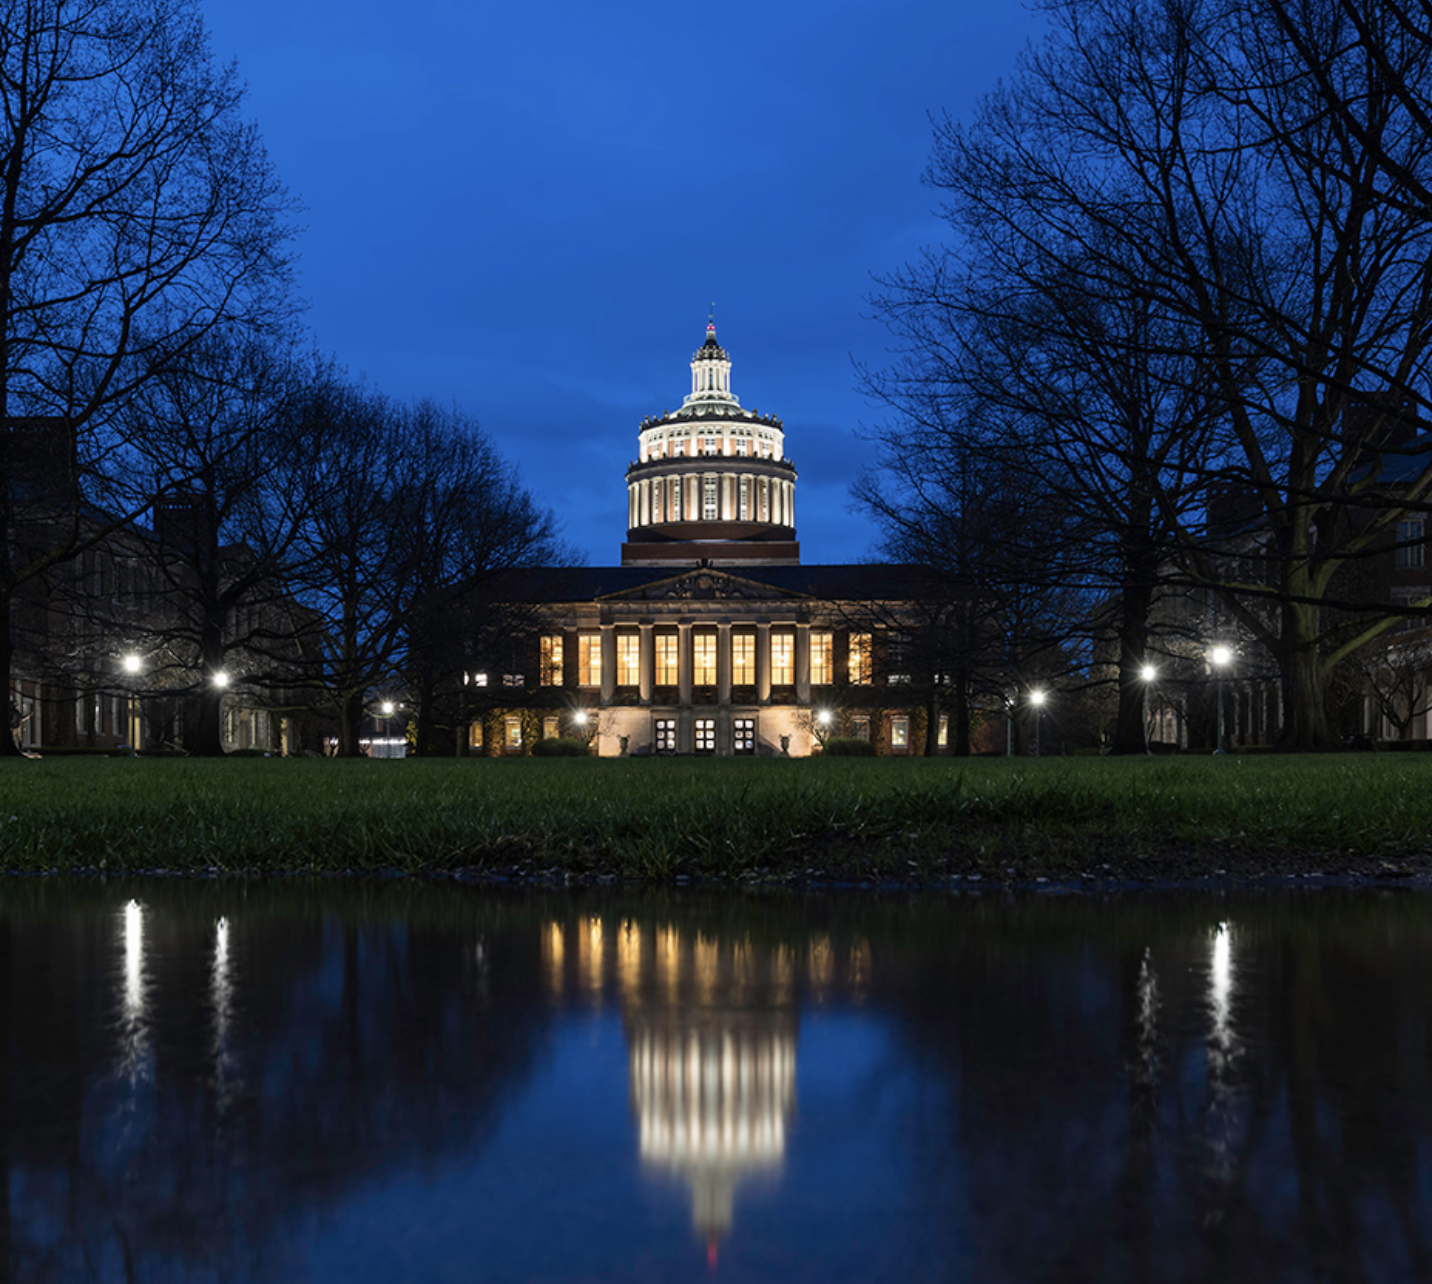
xmin=2 ymin=754 xmax=1431 ymax=883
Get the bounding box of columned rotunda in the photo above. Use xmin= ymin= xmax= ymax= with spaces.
xmin=623 ymin=323 xmax=799 ymax=566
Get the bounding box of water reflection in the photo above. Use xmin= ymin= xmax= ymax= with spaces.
xmin=118 ymin=897 xmax=150 ymax=1081
xmin=1 ymin=884 xmax=1429 ymax=1283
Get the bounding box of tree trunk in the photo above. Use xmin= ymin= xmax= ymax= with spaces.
xmin=952 ymin=681 xmax=973 ymax=757
xmin=1277 ymin=636 xmax=1335 ymax=750
xmin=337 ymin=691 xmax=365 ymax=757
xmin=0 ymin=590 xmax=24 ymax=758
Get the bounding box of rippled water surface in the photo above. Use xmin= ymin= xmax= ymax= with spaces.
xmin=3 ymin=881 xmax=1431 ymax=1282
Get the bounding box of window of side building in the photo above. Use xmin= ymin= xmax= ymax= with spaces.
xmin=771 ymin=631 xmax=795 ymax=686
xmin=693 ymin=632 xmax=717 ymax=685
xmin=891 ymin=716 xmax=909 ymax=750
xmin=810 ymin=631 xmax=833 ymax=685
xmin=539 ymin=634 xmax=563 ymax=686
xmin=849 ymin=632 xmax=872 ymax=684
xmin=616 ymin=633 xmax=640 ymax=686
xmin=732 ymin=632 xmax=755 ymax=685
xmin=695 ymin=718 xmax=715 ymax=753
xmin=1396 ymin=519 xmax=1426 ymax=569
xmin=655 ymin=633 xmax=679 ymax=686
xmin=578 ymin=634 xmax=602 ymax=687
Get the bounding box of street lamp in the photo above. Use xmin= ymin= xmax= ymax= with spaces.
xmin=1030 ymin=688 xmax=1046 ymax=757
xmin=1140 ymin=664 xmax=1156 ymax=754
xmin=212 ymin=670 xmax=230 ymax=689
xmin=121 ymin=653 xmax=142 ymax=752
xmin=1209 ymin=645 xmax=1232 ymax=754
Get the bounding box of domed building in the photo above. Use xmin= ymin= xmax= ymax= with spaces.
xmin=463 ymin=320 xmax=957 ymax=758
xmin=623 ymin=322 xmax=799 ymax=567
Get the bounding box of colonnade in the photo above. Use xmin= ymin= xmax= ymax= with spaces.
xmin=591 ymin=621 xmax=816 ymax=705
xmin=627 ymin=472 xmax=796 ymax=529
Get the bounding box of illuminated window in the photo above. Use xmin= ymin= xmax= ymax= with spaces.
xmin=732 ymin=633 xmax=755 ymax=685
xmin=736 ymin=438 xmax=748 ymax=457
xmin=695 ymin=718 xmax=715 ymax=753
xmin=673 ymin=477 xmax=683 ymax=520
xmin=655 ymin=719 xmax=677 ymax=752
xmin=810 ymin=631 xmax=833 ymax=685
xmin=539 ymin=635 xmax=563 ymax=686
xmin=505 ymin=717 xmax=522 ymax=749
xmin=733 ymin=718 xmax=755 ymax=754
xmin=739 ymin=477 xmax=749 ymax=520
xmin=771 ymin=631 xmax=794 ymax=685
xmin=616 ymin=634 xmax=639 ymax=685
xmin=849 ymin=633 xmax=872 ymax=684
xmin=542 ymin=716 xmax=560 ymax=740
xmin=467 ymin=722 xmax=483 ymax=750
xmin=938 ymin=714 xmax=949 ymax=747
xmin=703 ymin=476 xmax=718 ymax=520
xmin=655 ymin=633 xmax=679 ymax=685
xmin=891 ymin=716 xmax=909 ymax=749
xmin=578 ymin=634 xmax=602 ymax=687
xmin=693 ymin=632 xmax=716 ymax=685
xmin=703 ymin=437 xmax=718 ymax=457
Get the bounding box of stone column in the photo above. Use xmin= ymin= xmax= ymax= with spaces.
xmin=795 ymin=623 xmax=810 ymax=703
xmin=717 ymin=622 xmax=732 ymax=705
xmin=600 ymin=624 xmax=615 ymax=703
xmin=756 ymin=623 xmax=772 ymax=704
xmin=786 ymin=480 xmax=795 ymax=529
xmin=678 ymin=623 xmax=693 ymax=705
xmin=639 ymin=623 xmax=654 ymax=704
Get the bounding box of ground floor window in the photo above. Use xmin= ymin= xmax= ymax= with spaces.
xmin=938 ymin=714 xmax=948 ymax=748
xmin=891 ymin=716 xmax=909 ymax=750
xmin=542 ymin=715 xmax=560 ymax=740
xmin=695 ymin=718 xmax=715 ymax=753
xmin=853 ymin=716 xmax=870 ymax=741
xmin=468 ymin=721 xmax=483 ymax=750
xmin=733 ymin=718 xmax=755 ymax=755
xmin=655 ymin=718 xmax=677 ymax=753
xmin=505 ymin=716 xmax=522 ymax=750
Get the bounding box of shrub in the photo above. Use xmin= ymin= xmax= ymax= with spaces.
xmin=822 ymin=737 xmax=877 ymax=757
xmin=532 ymin=736 xmax=589 ymax=757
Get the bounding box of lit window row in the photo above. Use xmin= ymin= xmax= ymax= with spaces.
xmin=538 ymin=631 xmax=875 ymax=687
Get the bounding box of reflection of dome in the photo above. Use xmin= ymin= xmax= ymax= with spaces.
xmin=630 ymin=1022 xmax=795 ymax=1244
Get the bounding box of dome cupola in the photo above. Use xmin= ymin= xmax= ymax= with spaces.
xmin=622 ymin=321 xmax=799 ymax=567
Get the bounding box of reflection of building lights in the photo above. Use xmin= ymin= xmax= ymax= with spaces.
xmin=583 ymin=916 xmax=604 ymax=1000
xmin=544 ymin=922 xmax=564 ymax=996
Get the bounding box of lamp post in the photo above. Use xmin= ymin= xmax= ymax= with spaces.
xmin=1030 ymin=688 xmax=1046 ymax=757
xmin=122 ymin=653 xmax=142 ymax=753
xmin=815 ymin=708 xmax=831 ymax=750
xmin=1210 ymin=645 xmax=1232 ymax=754
xmin=1140 ymin=664 xmax=1156 ymax=754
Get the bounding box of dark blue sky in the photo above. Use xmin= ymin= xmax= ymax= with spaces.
xmin=200 ymin=0 xmax=1048 ymax=567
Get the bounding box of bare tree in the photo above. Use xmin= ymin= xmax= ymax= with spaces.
xmin=0 ymin=0 xmax=295 ymax=753
xmin=868 ymin=0 xmax=1432 ymax=748
xmin=285 ymin=383 xmax=562 ymax=757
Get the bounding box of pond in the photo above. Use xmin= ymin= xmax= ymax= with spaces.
xmin=2 ymin=880 xmax=1430 ymax=1282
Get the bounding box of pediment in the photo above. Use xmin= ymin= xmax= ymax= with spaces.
xmin=600 ymin=568 xmax=803 ymax=603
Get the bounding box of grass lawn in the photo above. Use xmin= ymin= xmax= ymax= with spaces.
xmin=0 ymin=753 xmax=1428 ymax=883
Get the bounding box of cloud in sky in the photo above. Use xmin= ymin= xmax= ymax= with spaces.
xmin=200 ymin=0 xmax=1048 ymax=566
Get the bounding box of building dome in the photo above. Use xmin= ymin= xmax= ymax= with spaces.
xmin=622 ymin=322 xmax=799 ymax=566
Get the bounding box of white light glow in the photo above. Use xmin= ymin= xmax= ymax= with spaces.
xmin=119 ymin=899 xmax=151 ymax=1080
xmin=1211 ymin=645 xmax=1232 ymax=668
xmin=1030 ymin=689 xmax=1046 ymax=706
xmin=122 ymin=653 xmax=142 ymax=674
xmin=380 ymin=701 xmax=395 ymax=716
xmin=1140 ymin=665 xmax=1156 ymax=682
xmin=212 ymin=670 xmax=230 ymax=689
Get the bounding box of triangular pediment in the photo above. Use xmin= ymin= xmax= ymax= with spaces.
xmin=599 ymin=567 xmax=806 ymax=603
